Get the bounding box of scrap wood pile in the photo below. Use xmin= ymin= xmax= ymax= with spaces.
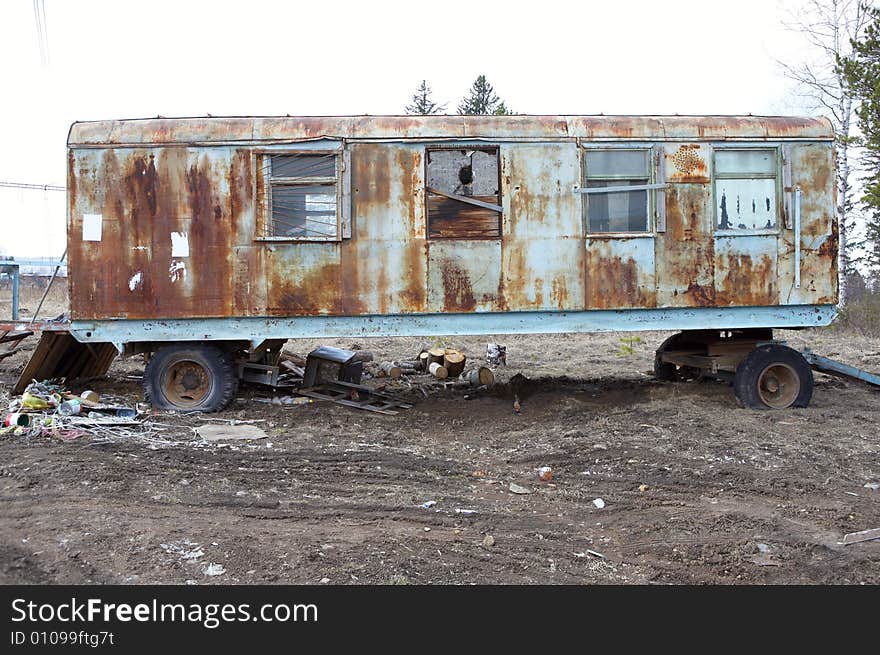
xmin=1 ymin=379 xmax=148 ymax=442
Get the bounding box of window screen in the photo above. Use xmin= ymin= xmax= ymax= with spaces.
xmin=584 ymin=150 xmax=651 ymax=233
xmin=714 ymin=149 xmax=778 ymax=231
xmin=263 ymin=153 xmax=339 ymax=240
xmin=426 ymin=148 xmax=501 ymax=239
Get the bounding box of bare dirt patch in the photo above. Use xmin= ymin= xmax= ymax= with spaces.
xmin=1 ymin=319 xmax=878 ymax=584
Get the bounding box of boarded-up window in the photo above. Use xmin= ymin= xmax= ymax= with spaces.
xmin=584 ymin=149 xmax=651 ymax=233
xmin=426 ymin=148 xmax=501 ymax=239
xmin=262 ymin=153 xmax=339 ymax=240
xmin=714 ymin=149 xmax=778 ymax=231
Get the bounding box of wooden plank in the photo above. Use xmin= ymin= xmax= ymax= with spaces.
xmin=426 ymin=187 xmax=502 ymax=212
xmin=842 ymin=528 xmax=880 ymax=545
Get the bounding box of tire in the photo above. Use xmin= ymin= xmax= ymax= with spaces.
xmin=733 ymin=344 xmax=813 ymax=409
xmin=144 ymin=344 xmax=238 ymax=412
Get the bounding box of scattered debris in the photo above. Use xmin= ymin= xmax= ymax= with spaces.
xmin=455 ymin=508 xmax=477 ymax=515
xmin=202 ymin=563 xmax=226 ymax=576
xmin=486 ymin=343 xmax=507 ymax=366
xmin=509 ymin=482 xmax=532 ymax=495
xmin=750 ymin=554 xmax=781 ymax=567
xmin=482 ymin=534 xmax=495 ymax=548
xmin=575 ymin=549 xmax=606 ymax=559
xmin=638 ymin=484 xmax=649 ymax=492
xmin=592 ymin=498 xmax=606 ymax=509
xmin=756 ymin=543 xmax=771 ymax=553
xmin=537 ymin=466 xmax=553 ymax=482
xmin=420 ymin=501 xmax=437 ymax=509
xmin=196 ymin=424 xmax=269 ymax=442
xmin=864 ymin=482 xmax=879 ymax=491
xmin=1 ymin=380 xmax=146 ymax=441
xmin=841 ymin=528 xmax=880 ymax=545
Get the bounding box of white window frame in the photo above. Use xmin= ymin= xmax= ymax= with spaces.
xmin=712 ymin=146 xmax=781 ymax=237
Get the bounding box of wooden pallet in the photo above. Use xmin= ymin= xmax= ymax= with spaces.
xmin=297 ymin=381 xmax=413 ymax=415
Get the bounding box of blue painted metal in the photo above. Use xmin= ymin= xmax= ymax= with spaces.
xmin=801 ymin=350 xmax=880 ymax=387
xmin=1 ymin=263 xmax=20 ymax=320
xmin=794 ymin=185 xmax=802 ymax=288
xmin=67 ymin=304 xmax=837 ymax=346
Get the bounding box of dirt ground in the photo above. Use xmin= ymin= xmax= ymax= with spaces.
xmin=0 ymin=280 xmax=878 ymax=584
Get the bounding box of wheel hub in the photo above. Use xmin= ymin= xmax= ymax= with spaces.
xmin=162 ymin=360 xmax=212 ymax=407
xmin=757 ymin=363 xmax=800 ymax=409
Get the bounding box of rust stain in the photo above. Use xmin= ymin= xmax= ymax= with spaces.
xmin=441 ymin=262 xmax=476 ymax=312
xmin=715 ymin=253 xmax=776 ymax=306
xmin=550 ymin=275 xmax=568 ymax=309
xmin=585 ymin=255 xmax=655 ymax=309
xmin=269 ymin=260 xmax=342 ymax=316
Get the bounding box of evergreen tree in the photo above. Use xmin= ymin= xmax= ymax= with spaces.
xmin=457 ymin=75 xmax=512 ymax=115
xmin=842 ymin=6 xmax=880 ymax=283
xmin=405 ymin=80 xmax=446 ymax=115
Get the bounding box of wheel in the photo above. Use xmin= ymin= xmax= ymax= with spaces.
xmin=733 ymin=344 xmax=813 ymax=409
xmin=654 ymin=332 xmax=701 ymax=381
xmin=144 ymin=344 xmax=238 ymax=412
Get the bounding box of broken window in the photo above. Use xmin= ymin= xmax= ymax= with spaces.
xmin=261 ymin=153 xmax=339 ymax=240
xmin=584 ymin=149 xmax=651 ymax=233
xmin=426 ymin=148 xmax=501 ymax=238
xmin=714 ymin=149 xmax=778 ymax=232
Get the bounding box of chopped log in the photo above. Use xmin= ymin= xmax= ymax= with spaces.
xmin=395 ymin=360 xmax=419 ymax=370
xmin=280 ymin=360 xmax=305 ymax=377
xmin=427 ymin=347 xmax=446 ymax=368
xmin=428 ymin=362 xmax=448 ymax=379
xmin=417 ymin=351 xmax=430 ymax=371
xmin=466 ymin=367 xmax=494 ymax=386
xmin=443 ymin=350 xmax=467 ymax=378
xmin=380 ymin=362 xmax=402 ymax=379
xmin=280 ymin=352 xmax=307 ymax=367
xmin=349 ymin=350 xmax=375 ymax=364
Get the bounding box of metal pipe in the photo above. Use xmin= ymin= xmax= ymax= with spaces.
xmin=30 ymin=247 xmax=67 ymax=323
xmin=11 ymin=264 xmax=18 ymax=320
xmin=794 ymin=185 xmax=801 ymax=289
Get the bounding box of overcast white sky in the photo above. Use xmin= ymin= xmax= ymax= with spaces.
xmin=0 ymin=0 xmax=824 ymax=256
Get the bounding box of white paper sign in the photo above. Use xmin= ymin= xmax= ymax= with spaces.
xmin=83 ymin=214 xmax=102 ymax=241
xmin=171 ymin=231 xmax=190 ymax=257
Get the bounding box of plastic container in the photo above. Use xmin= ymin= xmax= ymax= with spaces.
xmin=4 ymin=413 xmax=33 ymax=427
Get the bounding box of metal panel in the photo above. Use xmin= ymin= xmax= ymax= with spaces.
xmin=714 ymin=235 xmax=778 ymax=306
xmin=427 ymin=240 xmax=502 ymax=313
xmin=501 ymin=143 xmax=584 ymax=311
xmin=69 ymin=116 xmax=834 ymax=147
xmin=777 ymin=143 xmax=837 ymax=305
xmin=68 ymin=305 xmax=837 ymax=344
xmin=585 ymin=237 xmax=656 ymax=309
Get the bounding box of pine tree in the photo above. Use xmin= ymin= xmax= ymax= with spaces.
xmin=842 ymin=6 xmax=880 ymax=284
xmin=457 ymin=75 xmax=512 ymax=115
xmin=405 ymin=80 xmax=446 ymax=115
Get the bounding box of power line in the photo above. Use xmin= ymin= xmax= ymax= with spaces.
xmin=0 ymin=181 xmax=65 ymax=192
xmin=33 ymin=0 xmax=49 ymax=68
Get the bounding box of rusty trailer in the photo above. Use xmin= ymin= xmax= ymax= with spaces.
xmin=24 ymin=114 xmax=843 ymax=410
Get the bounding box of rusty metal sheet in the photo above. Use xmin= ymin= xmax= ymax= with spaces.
xmin=654 ymin=184 xmax=715 ymax=307
xmin=501 ymin=143 xmax=584 ymax=311
xmin=348 ymin=143 xmax=427 ymax=315
xmin=663 ymin=143 xmax=711 ymax=184
xmin=584 ymin=237 xmax=656 ymax=309
xmin=778 ymin=143 xmax=838 ymax=305
xmin=427 ymin=240 xmax=502 ymax=313
xmin=714 ymin=235 xmax=778 ymax=306
xmin=69 ymin=116 xmax=834 ymax=147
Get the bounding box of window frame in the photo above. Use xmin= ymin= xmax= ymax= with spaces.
xmin=581 ymin=145 xmax=656 ymax=237
xmin=257 ymin=149 xmax=344 ymax=242
xmin=712 ymin=146 xmax=781 ymax=237
xmin=424 ymin=144 xmax=502 ymax=240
